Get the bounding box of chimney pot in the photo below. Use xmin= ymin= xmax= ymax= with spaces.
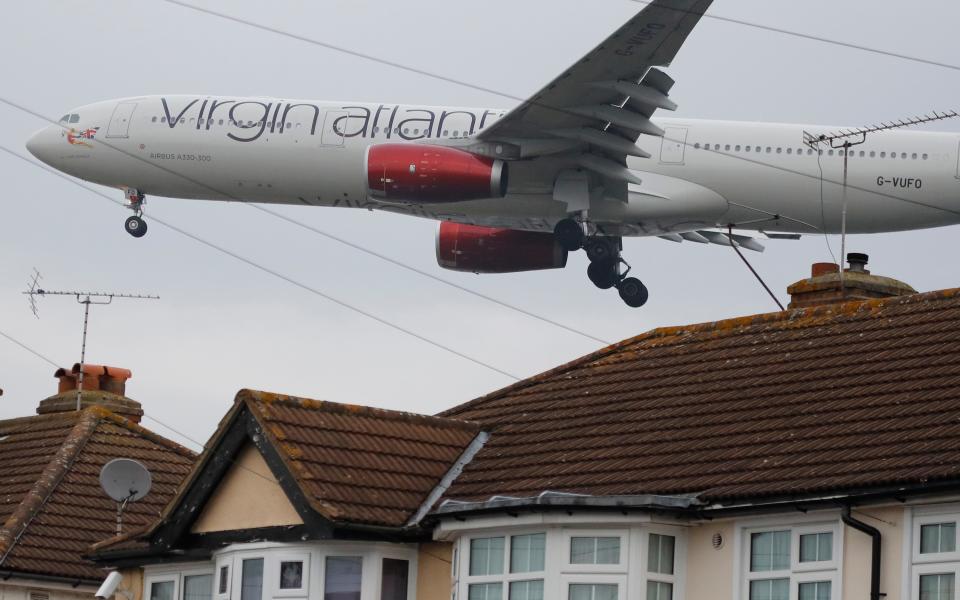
xmin=847 ymin=252 xmax=870 ymax=274
xmin=42 ymin=364 xmax=142 ymax=423
xmin=811 ymin=263 xmax=840 ymax=278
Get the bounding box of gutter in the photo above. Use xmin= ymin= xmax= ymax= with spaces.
xmin=842 ymin=505 xmax=884 ymax=600
xmin=434 ymin=492 xmax=699 ymax=516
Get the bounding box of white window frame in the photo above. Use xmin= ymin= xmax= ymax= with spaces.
xmin=145 ymin=575 xmax=179 ymax=600
xmin=793 ymin=571 xmax=839 ymax=600
xmin=906 ymin=504 xmax=960 ymax=600
xmin=461 ymin=529 xmax=549 ymax=598
xmin=214 ymin=557 xmax=232 ymax=599
xmin=562 ymin=529 xmax=629 ymax=574
xmin=378 ymin=551 xmax=417 ymax=600
xmin=910 ymin=563 xmax=960 ymax=600
xmin=736 ymin=518 xmax=842 ymax=600
xmin=792 ymin=526 xmax=839 ymax=573
xmin=273 ymin=552 xmax=310 ymax=597
xmin=642 ymin=527 xmax=684 ymax=600
xmin=913 ymin=513 xmax=960 ymax=565
xmin=560 ymin=573 xmax=626 ymax=600
xmin=235 ymin=555 xmax=266 ymax=600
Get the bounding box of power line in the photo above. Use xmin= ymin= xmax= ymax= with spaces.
xmin=626 ymin=0 xmax=960 ymax=73
xmin=0 ymin=145 xmax=524 ymax=382
xmin=156 ymin=0 xmax=960 ymax=111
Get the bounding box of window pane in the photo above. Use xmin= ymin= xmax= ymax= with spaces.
xmin=508 ymin=580 xmax=543 ymax=600
xmin=646 ymin=581 xmax=673 ymax=600
xmin=749 ymin=579 xmax=789 ymax=600
xmin=798 ymin=581 xmax=831 ymax=600
xmin=468 ymin=583 xmax=503 ymax=600
xmin=800 ymin=533 xmax=833 ymax=562
xmin=470 ymin=537 xmax=505 ymax=576
xmin=380 ymin=559 xmax=409 ymax=600
xmin=920 ymin=574 xmax=955 ymax=600
xmin=324 ymin=556 xmax=362 ymax=600
xmin=571 ymin=538 xmax=595 ymax=564
xmin=922 ymin=523 xmax=957 ymax=554
xmin=648 ymin=534 xmax=675 ymax=574
xmin=241 ymin=559 xmax=264 ymax=600
xmin=570 ymin=537 xmax=620 ymax=565
xmin=569 ymin=584 xmax=617 ymax=600
xmin=511 ymin=534 xmax=545 ymax=573
xmin=280 ymin=561 xmax=303 ymax=590
xmin=218 ymin=567 xmax=229 ymax=595
xmin=151 ymin=581 xmax=175 ymax=600
xmin=184 ymin=575 xmax=212 ymax=600
xmin=751 ymin=531 xmax=790 ymax=572
xmin=596 ymin=537 xmax=620 ymax=565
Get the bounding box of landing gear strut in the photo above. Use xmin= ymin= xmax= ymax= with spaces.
xmin=124 ymin=188 xmax=147 ymax=238
xmin=555 ymin=220 xmax=649 ymax=308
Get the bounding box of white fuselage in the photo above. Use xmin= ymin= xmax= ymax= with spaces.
xmin=26 ymin=95 xmax=960 ymax=236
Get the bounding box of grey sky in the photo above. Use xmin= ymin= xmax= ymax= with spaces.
xmin=2 ymin=0 xmax=959 ymax=449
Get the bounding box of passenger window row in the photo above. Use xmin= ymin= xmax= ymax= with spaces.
xmin=693 ymin=142 xmax=929 ymax=161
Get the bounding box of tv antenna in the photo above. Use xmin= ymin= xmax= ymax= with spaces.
xmin=22 ymin=273 xmax=159 ymax=410
xmin=99 ymin=458 xmax=152 ymax=535
xmin=803 ymin=110 xmax=959 ymax=290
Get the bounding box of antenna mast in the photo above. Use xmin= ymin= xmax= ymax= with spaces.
xmin=804 ymin=110 xmax=959 ymax=291
xmin=23 ymin=274 xmax=159 ymax=411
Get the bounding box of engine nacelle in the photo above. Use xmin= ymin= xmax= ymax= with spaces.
xmin=367 ymin=144 xmax=508 ymax=203
xmin=436 ymin=222 xmax=568 ymax=274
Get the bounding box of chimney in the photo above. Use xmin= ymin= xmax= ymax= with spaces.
xmin=38 ymin=364 xmax=144 ymax=423
xmin=787 ymin=253 xmax=917 ymax=309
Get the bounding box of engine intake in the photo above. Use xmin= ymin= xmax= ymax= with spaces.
xmin=367 ymin=144 xmax=508 ymax=203
xmin=436 ymin=222 xmax=568 ymax=274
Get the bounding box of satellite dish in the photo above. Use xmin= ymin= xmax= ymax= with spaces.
xmin=100 ymin=458 xmax=152 ymax=502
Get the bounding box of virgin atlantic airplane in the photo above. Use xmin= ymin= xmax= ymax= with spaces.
xmin=25 ymin=0 xmax=960 ymax=307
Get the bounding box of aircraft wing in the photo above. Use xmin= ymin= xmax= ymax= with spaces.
xmin=478 ymin=0 xmax=712 ymax=166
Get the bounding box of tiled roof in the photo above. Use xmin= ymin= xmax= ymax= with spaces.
xmin=244 ymin=390 xmax=482 ymax=527
xmin=0 ymin=403 xmax=195 ymax=582
xmin=441 ymin=289 xmax=960 ymax=506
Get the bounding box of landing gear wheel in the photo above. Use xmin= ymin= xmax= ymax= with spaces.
xmin=618 ymin=277 xmax=649 ymax=308
xmin=585 ymin=238 xmax=615 ymax=263
xmin=587 ymin=260 xmax=619 ymax=290
xmin=554 ymin=219 xmax=584 ymax=251
xmin=125 ymin=216 xmax=147 ymax=238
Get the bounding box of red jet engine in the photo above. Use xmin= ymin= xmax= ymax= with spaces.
xmin=436 ymin=222 xmax=568 ymax=274
xmin=367 ymin=144 xmax=508 ymax=203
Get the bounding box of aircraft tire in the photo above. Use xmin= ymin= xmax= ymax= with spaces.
xmin=125 ymin=216 xmax=148 ymax=238
xmin=585 ymin=238 xmax=615 ymax=263
xmin=587 ymin=260 xmax=618 ymax=290
xmin=554 ymin=219 xmax=584 ymax=251
xmin=618 ymin=277 xmax=649 ymax=308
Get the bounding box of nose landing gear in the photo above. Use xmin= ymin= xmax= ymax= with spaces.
xmin=124 ymin=188 xmax=147 ymax=238
xmin=556 ymin=218 xmax=649 ymax=308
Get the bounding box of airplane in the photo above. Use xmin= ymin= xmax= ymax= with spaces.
xmin=25 ymin=0 xmax=960 ymax=308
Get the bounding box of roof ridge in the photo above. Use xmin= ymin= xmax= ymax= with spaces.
xmin=88 ymin=406 xmax=197 ymax=459
xmin=239 ymin=389 xmax=479 ymax=432
xmin=0 ymin=409 xmax=100 ymax=568
xmin=440 ymin=287 xmax=960 ymax=418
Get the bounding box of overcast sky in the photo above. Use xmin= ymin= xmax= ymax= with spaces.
xmin=2 ymin=0 xmax=959 ymax=450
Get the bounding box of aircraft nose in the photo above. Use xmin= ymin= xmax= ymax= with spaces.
xmin=25 ymin=126 xmax=55 ymax=165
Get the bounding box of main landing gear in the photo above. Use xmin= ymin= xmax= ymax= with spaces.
xmin=554 ymin=218 xmax=649 ymax=308
xmin=124 ymin=188 xmax=147 ymax=238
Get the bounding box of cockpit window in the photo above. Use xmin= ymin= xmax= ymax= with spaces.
xmin=69 ymin=114 xmax=80 ymax=123
xmin=59 ymin=115 xmax=70 ymax=123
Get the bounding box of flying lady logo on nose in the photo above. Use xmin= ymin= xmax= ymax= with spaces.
xmin=64 ymin=127 xmax=100 ymax=147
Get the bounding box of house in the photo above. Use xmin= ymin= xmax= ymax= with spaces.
xmin=0 ymin=366 xmax=195 ymax=600
xmin=89 ymin=256 xmax=960 ymax=600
